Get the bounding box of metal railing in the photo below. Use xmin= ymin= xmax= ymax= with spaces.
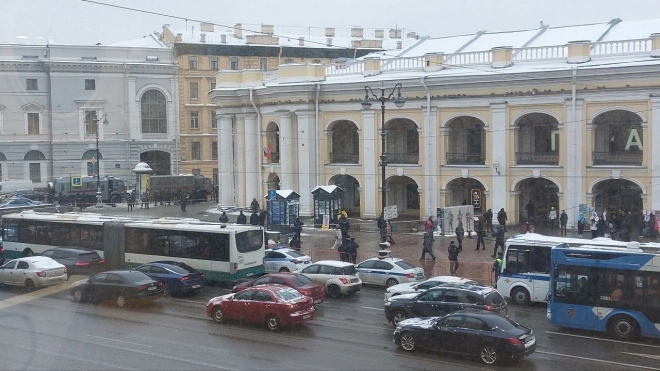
xmin=380 ymin=56 xmax=425 ymax=71
xmin=445 ymin=50 xmax=492 ymax=66
xmin=591 ymin=39 xmax=651 ymax=56
xmin=325 ymin=61 xmax=364 ymax=76
xmin=592 ymin=151 xmax=642 ymax=166
xmin=513 ymin=45 xmax=567 ymax=61
xmin=516 ymin=152 xmax=559 ymax=165
xmin=328 ymin=152 xmax=359 ymax=164
xmin=387 ymin=152 xmax=419 ymax=165
xmin=446 ymin=152 xmax=486 ymax=165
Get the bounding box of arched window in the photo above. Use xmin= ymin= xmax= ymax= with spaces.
xmin=24 ymin=150 xmax=46 ymax=183
xmin=141 ymin=89 xmax=167 ymax=134
xmin=82 ymin=150 xmax=103 ymax=176
xmin=593 ymin=110 xmax=643 ymax=166
xmin=24 ymin=150 xmax=46 ymax=161
xmin=515 ymin=113 xmax=560 ymax=165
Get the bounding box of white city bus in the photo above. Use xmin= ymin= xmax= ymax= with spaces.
xmin=1 ymin=211 xmax=265 ymax=281
xmin=497 ymin=233 xmax=660 ymax=305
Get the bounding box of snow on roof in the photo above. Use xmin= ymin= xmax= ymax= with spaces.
xmin=399 ymin=34 xmax=477 ymax=57
xmin=461 ymin=29 xmax=540 ymax=52
xmin=601 ymin=18 xmax=660 ymax=41
xmin=526 ymin=22 xmax=611 ymax=47
xmin=311 ymin=185 xmax=342 ymax=194
xmin=110 ymin=34 xmax=166 ymax=48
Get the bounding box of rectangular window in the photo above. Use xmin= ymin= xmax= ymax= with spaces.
xmin=212 ymin=168 xmax=218 ymax=184
xmin=26 ymin=79 xmax=38 ymax=91
xmin=190 ymin=82 xmax=199 ymax=99
xmin=29 ymin=163 xmax=41 ymax=183
xmin=230 ymin=57 xmax=239 ymax=70
xmin=192 ymin=168 xmax=201 ymax=176
xmin=190 ymin=112 xmax=199 ymax=129
xmin=283 ymin=58 xmax=294 ymax=64
xmin=189 ymin=56 xmax=198 ymax=69
xmin=210 ymin=57 xmax=218 ymax=70
xmin=212 ymin=141 xmax=218 ymax=159
xmin=191 ymin=142 xmax=201 ymax=160
xmin=27 ymin=113 xmax=40 ymax=134
xmin=211 ymin=111 xmax=217 ymax=129
xmin=312 ymin=59 xmax=321 ymax=64
xmin=84 ymin=110 xmax=98 ymax=136
xmin=210 ymin=82 xmax=216 ymax=90
xmin=85 ymin=79 xmax=96 ymax=90
xmin=259 ymin=58 xmax=268 ymax=71
xmin=87 ymin=162 xmax=95 ymax=176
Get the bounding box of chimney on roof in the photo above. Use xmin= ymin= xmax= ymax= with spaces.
xmin=221 ymin=34 xmax=227 ymax=44
xmin=327 ymin=37 xmax=333 ymax=47
xmin=325 ymin=28 xmax=335 ymax=37
xmin=407 ymin=32 xmax=417 ymax=39
xmin=234 ymin=23 xmax=243 ymax=39
xmin=390 ymin=28 xmax=402 ymax=38
xmin=375 ymin=29 xmax=384 ymax=38
xmin=396 ymin=41 xmax=403 ymax=49
xmin=540 ymin=21 xmax=544 ymax=27
xmin=200 ymin=33 xmax=206 ymax=43
xmin=299 ymin=37 xmax=305 ymax=46
xmin=261 ymin=24 xmax=274 ymax=35
xmin=351 ymin=27 xmax=364 ymax=38
xmin=175 ymin=33 xmax=182 ymax=42
xmin=201 ymin=22 xmax=214 ymax=32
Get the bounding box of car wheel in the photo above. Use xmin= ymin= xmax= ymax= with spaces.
xmin=279 ymin=267 xmax=290 ymax=273
xmin=116 ymin=294 xmax=127 ymax=308
xmin=480 ymin=344 xmax=499 ymax=365
xmin=24 ymin=279 xmax=36 ymax=292
xmin=73 ymin=288 xmax=83 ymax=302
xmin=400 ymin=332 xmax=417 ymax=351
xmin=212 ymin=307 xmax=225 ymax=323
xmin=161 ymin=284 xmax=170 ymax=296
xmin=386 ymin=278 xmax=398 ymax=288
xmin=265 ymin=315 xmax=280 ymax=331
xmin=392 ymin=311 xmax=408 ymax=327
xmin=326 ymin=284 xmax=341 ymax=298
xmin=511 ymin=287 xmax=530 ymax=306
xmin=608 ymin=315 xmax=639 ymax=341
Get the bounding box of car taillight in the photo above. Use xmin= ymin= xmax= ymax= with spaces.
xmin=98 ymin=259 xmax=105 ymax=264
xmin=339 ymin=278 xmax=348 ymax=284
xmin=508 ymin=337 xmax=522 ymax=346
xmin=179 ymin=276 xmax=189 ymax=282
xmin=300 ymin=290 xmax=309 ymax=296
xmin=36 ymin=271 xmax=45 ymax=277
xmin=485 ymin=305 xmax=494 ymax=311
xmin=157 ymin=281 xmax=163 ymax=287
xmin=0 ymin=248 xmax=4 ymax=252
xmin=75 ymin=261 xmax=90 ymax=267
xmin=406 ymin=272 xmax=414 ymax=278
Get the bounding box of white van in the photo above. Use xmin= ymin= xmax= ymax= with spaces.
xmin=0 ymin=180 xmax=33 ymax=198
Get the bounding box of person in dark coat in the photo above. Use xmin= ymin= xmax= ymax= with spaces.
xmin=484 ymin=209 xmax=493 ymax=233
xmin=219 ymin=211 xmax=230 ymax=223
xmin=293 ymin=217 xmax=304 ymax=242
xmin=377 ymin=213 xmax=386 ymax=243
xmin=492 ymin=226 xmax=505 ymax=258
xmin=497 ymin=208 xmax=508 ymax=232
xmin=338 ymin=237 xmax=350 ymax=262
xmin=448 ymin=241 xmax=460 ymax=276
xmin=250 ymin=211 xmax=260 ymax=225
xmin=649 ymin=213 xmax=657 ymax=239
xmin=258 ymin=210 xmax=268 ymax=226
xmin=455 ymin=221 xmax=465 ymax=251
xmin=421 ymin=231 xmax=436 ymax=260
xmin=620 ymin=224 xmax=631 ymax=242
xmin=236 ymin=210 xmax=247 ymax=224
xmin=250 ymin=198 xmax=260 ymax=213
xmin=338 ymin=215 xmax=350 ymax=241
xmin=475 ymin=219 xmax=486 ymax=250
xmin=559 ymin=210 xmax=568 ymax=237
xmin=346 ymin=237 xmax=359 ymax=264
xmin=180 ymin=192 xmax=188 ymax=212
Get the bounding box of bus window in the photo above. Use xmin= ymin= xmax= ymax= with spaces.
xmin=554 ymin=267 xmax=595 ymax=305
xmin=211 ymin=234 xmax=230 ymax=261
xmin=647 ymin=272 xmax=660 ymax=323
xmin=235 ymin=230 xmax=263 ymax=253
xmin=3 ymin=224 xmax=19 ymax=242
xmin=504 ymin=246 xmax=529 ymax=274
xmin=529 ymin=246 xmax=550 ymax=273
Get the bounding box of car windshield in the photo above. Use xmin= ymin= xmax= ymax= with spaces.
xmin=123 ymin=272 xmax=152 ymax=284
xmin=486 ymin=291 xmax=506 ymax=305
xmin=395 ymin=261 xmax=416 ymax=270
xmin=78 ymin=252 xmax=101 ymax=262
xmin=334 ymin=265 xmax=357 ymax=275
xmin=290 ymin=275 xmax=313 ymax=287
xmin=274 ymin=287 xmax=303 ymax=302
xmin=286 ymin=250 xmax=305 ymax=258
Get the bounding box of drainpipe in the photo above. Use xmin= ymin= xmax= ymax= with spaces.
xmin=249 ymin=88 xmax=263 ymax=195
xmin=41 ymin=55 xmax=54 ymax=182
xmin=278 ymin=46 xmax=283 ymax=66
xmin=123 ymin=62 xmax=130 ymax=184
xmin=571 ymin=67 xmax=577 ymax=228
xmin=421 ymin=76 xmax=431 ymax=218
xmin=315 ymin=83 xmax=321 ymax=185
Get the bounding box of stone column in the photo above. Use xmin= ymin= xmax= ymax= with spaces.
xmin=423 ymin=106 xmax=438 ymax=218
xmin=278 ymin=111 xmax=296 ymax=190
xmin=565 ymin=99 xmax=584 ymax=227
xmin=244 ymin=114 xmax=260 ymax=205
xmin=217 ymin=113 xmax=235 ymax=206
xmin=361 ymin=110 xmax=377 ymax=218
xmin=294 ymin=110 xmax=317 ymax=216
xmin=491 ymin=103 xmax=507 ymax=213
xmin=234 ymin=115 xmax=246 ymax=207
xmin=128 ymin=78 xmax=138 ymax=139
xmin=652 ymin=98 xmax=660 ymax=209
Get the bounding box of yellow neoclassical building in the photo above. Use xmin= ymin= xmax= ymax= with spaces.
xmin=210 ymin=18 xmax=660 ymax=227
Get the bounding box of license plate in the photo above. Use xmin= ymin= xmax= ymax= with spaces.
xmin=416 ymin=273 xmax=423 ymax=278
xmin=314 ymin=299 xmax=322 ymax=304
xmin=350 ymin=278 xmax=359 ymax=283
xmin=192 ymin=284 xmax=201 ymax=289
xmin=148 ymin=286 xmax=157 ymax=291
xmin=303 ymin=314 xmax=311 ymax=319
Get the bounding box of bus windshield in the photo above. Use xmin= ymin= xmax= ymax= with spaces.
xmin=235 ymin=230 xmax=264 ymax=253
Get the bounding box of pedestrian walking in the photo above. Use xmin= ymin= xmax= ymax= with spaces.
xmin=560 ymin=210 xmax=568 ymax=237
xmin=236 ymin=210 xmax=247 ymax=224
xmin=455 ymin=221 xmax=465 ymax=251
xmin=250 ymin=211 xmax=260 ymax=225
xmin=424 ymin=216 xmax=434 ymax=232
xmin=338 ymin=215 xmax=350 ymax=241
xmin=127 ymin=192 xmax=134 ymax=212
xmin=497 ymin=208 xmax=508 ymax=232
xmin=377 ymin=213 xmax=386 ymax=243
xmin=590 ymin=212 xmax=599 ymax=239
xmin=219 ymin=211 xmax=229 ymax=223
xmin=448 ymin=241 xmax=460 ymax=276
xmin=347 ymin=237 xmax=359 ymax=264
xmin=493 ymin=252 xmax=503 ymax=287
xmin=180 ymin=192 xmax=188 ymax=212
xmin=484 ymin=208 xmax=493 ymax=233
xmin=338 ymin=237 xmax=350 ymax=262
xmin=492 ymin=226 xmax=505 ymax=258
xmin=421 ymin=231 xmax=436 ymax=260
xmin=475 ymin=219 xmax=486 ymax=250
xmin=577 ymin=214 xmax=586 ymax=238
xmin=386 ymin=220 xmax=395 ymax=245
xmin=331 ymin=228 xmax=342 ymax=250
xmin=549 ymin=207 xmax=557 ymax=229
xmin=293 ymin=217 xmax=304 ymax=242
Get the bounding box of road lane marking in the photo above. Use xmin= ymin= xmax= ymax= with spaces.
xmin=0 ymin=275 xmax=87 ymax=311
xmin=622 ymin=352 xmax=660 ymax=360
xmin=537 ymin=351 xmax=660 ymax=370
xmin=545 ymin=331 xmax=660 ymax=349
xmin=360 ymin=306 xmax=382 ymax=311
xmin=173 ymin=299 xmax=207 ymax=305
xmin=86 ymin=335 xmax=152 ymax=347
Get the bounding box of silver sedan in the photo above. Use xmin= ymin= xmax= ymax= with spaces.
xmin=0 ymin=256 xmax=68 ymax=291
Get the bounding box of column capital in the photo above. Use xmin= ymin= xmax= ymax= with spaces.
xmin=361 ymin=110 xmax=376 ymax=119
xmin=218 ymin=113 xmax=234 ymax=120
xmin=294 ymin=110 xmax=315 ymax=119
xmin=243 ymin=113 xmax=258 ymax=121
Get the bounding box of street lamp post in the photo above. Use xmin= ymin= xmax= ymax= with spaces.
xmin=88 ymin=113 xmax=109 ymax=208
xmin=361 ymin=84 xmax=405 ymax=242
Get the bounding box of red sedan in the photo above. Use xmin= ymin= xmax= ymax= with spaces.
xmin=232 ymin=272 xmax=325 ymax=304
xmin=207 ymin=285 xmax=315 ymax=331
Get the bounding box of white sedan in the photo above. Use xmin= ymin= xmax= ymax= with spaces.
xmin=264 ymin=247 xmax=312 ymax=273
xmin=0 ymin=256 xmax=68 ymax=291
xmin=356 ymin=257 xmax=425 ymax=288
xmin=384 ymin=275 xmax=477 ymax=301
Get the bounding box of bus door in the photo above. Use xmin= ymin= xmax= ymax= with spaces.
xmin=552 ymin=267 xmax=592 ymax=328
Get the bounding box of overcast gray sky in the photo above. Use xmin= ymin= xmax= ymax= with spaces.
xmin=2 ymin=0 xmax=660 ymax=45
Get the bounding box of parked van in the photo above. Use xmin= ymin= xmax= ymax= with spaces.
xmin=0 ymin=180 xmax=33 ymax=198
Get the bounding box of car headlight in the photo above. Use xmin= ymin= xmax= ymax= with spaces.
xmin=384 ymin=301 xmax=391 ymax=306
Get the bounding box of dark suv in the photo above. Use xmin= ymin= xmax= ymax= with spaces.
xmin=384 ymin=283 xmax=508 ymax=327
xmin=41 ymin=247 xmax=104 ymax=276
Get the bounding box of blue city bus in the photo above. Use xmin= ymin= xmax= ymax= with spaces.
xmin=547 ymin=246 xmax=660 ymax=340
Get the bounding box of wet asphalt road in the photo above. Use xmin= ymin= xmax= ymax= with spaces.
xmin=0 ymin=282 xmax=658 ymax=371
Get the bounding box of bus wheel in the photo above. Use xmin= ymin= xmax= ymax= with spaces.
xmin=608 ymin=315 xmax=639 ymax=340
xmin=22 ymin=249 xmax=34 ymax=257
xmin=511 ymin=287 xmax=530 ymax=306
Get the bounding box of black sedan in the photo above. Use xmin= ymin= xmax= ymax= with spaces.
xmin=41 ymin=247 xmax=104 ymax=276
xmin=393 ymin=310 xmax=536 ymax=365
xmin=134 ymin=261 xmax=204 ymax=296
xmin=70 ymin=270 xmax=165 ymax=307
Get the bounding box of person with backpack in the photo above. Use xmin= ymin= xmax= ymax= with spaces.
xmin=448 ymin=241 xmax=460 ymax=276
xmin=493 ymin=252 xmax=503 ymax=287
